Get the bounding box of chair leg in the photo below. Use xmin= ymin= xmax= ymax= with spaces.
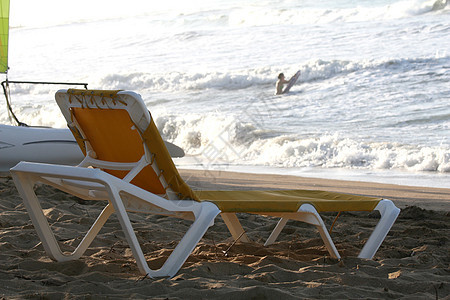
xmin=358 ymin=199 xmax=400 ymax=259
xmin=12 ymin=171 xmax=114 ymax=261
xmin=72 ymin=204 xmax=115 ymax=258
xmin=155 ymin=201 xmax=221 ymax=278
xmin=265 ymin=200 xmax=400 ymax=260
xmin=315 ymin=219 xmax=341 ymax=259
xmin=264 ymin=204 xmax=340 ymax=259
xmin=221 ymin=213 xmax=251 ymax=243
xmin=264 ymin=218 xmax=288 ymax=246
xmin=106 ymin=186 xmax=221 ymax=278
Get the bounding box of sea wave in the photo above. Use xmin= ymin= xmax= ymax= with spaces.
xmin=4 ymin=55 xmax=447 ymax=96
xmin=227 ymin=0 xmax=449 ymax=27
xmin=95 ymin=56 xmax=449 ymax=92
xmin=2 ymin=97 xmax=448 ymax=173
xmin=12 ymin=0 xmax=448 ymax=31
xmin=0 ymin=101 xmax=66 ymax=128
xmin=99 ymin=70 xmax=273 ymax=91
xmin=155 ymin=114 xmax=450 ymax=173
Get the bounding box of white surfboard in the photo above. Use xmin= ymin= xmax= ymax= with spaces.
xmin=0 ymin=124 xmax=185 ymax=174
xmin=283 ymin=70 xmax=301 ymax=94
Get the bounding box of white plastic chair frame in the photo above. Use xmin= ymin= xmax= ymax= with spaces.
xmin=11 ymin=90 xmax=400 ymax=278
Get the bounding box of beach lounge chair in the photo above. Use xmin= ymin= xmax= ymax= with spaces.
xmin=11 ymin=89 xmax=400 ymax=278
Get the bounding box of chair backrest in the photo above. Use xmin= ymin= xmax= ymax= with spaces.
xmin=55 ymin=89 xmax=197 ymax=200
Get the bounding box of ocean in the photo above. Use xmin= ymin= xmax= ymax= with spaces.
xmin=1 ymin=0 xmax=449 ymax=188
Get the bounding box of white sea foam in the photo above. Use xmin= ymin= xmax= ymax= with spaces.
xmin=153 ymin=114 xmax=450 ymax=173
xmin=99 ymin=70 xmax=273 ymax=91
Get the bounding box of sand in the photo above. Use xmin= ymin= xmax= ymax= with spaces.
xmin=0 ymin=169 xmax=448 ymax=299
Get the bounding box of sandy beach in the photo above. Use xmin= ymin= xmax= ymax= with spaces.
xmin=0 ymin=169 xmax=448 ymax=299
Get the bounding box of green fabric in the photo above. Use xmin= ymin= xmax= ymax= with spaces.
xmin=195 ymin=190 xmax=381 ymax=213
xmin=140 ymin=118 xmax=199 ymax=201
xmin=0 ymin=0 xmax=9 ymax=73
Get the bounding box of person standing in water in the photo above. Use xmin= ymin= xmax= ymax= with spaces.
xmin=275 ymin=73 xmax=290 ymax=95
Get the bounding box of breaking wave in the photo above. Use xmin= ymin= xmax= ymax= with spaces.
xmin=95 ymin=56 xmax=449 ymax=92
xmin=155 ymin=114 xmax=450 ymax=173
xmin=2 ymin=96 xmax=448 ymax=174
